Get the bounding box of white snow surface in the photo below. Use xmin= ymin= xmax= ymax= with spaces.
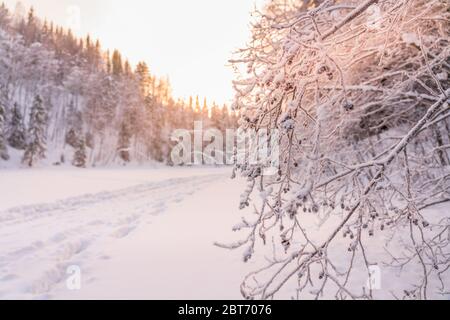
xmin=0 ymin=167 xmax=252 ymax=300
xmin=0 ymin=167 xmax=448 ymax=300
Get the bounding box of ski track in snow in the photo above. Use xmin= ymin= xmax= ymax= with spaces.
xmin=0 ymin=173 xmax=224 ymax=299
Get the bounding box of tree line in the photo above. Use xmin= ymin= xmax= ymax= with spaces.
xmin=0 ymin=4 xmax=238 ymax=168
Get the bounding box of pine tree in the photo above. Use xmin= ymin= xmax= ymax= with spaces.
xmin=202 ymin=98 xmax=209 ymax=117
xmin=105 ymin=50 xmax=112 ymax=73
xmin=93 ymin=40 xmax=102 ymax=71
xmin=124 ymin=60 xmax=132 ymax=76
xmin=210 ymin=102 xmax=222 ymax=130
xmin=112 ymin=50 xmax=123 ymax=76
xmin=195 ymin=95 xmax=201 ymax=113
xmin=65 ymin=100 xmax=83 ymax=148
xmin=72 ymin=137 xmax=87 ymax=168
xmin=41 ymin=19 xmax=54 ymax=47
xmin=144 ymin=96 xmax=165 ymax=162
xmin=135 ymin=61 xmax=151 ymax=96
xmin=201 ymin=97 xmax=210 ymax=126
xmin=65 ymin=128 xmax=79 ymax=148
xmin=22 ymin=95 xmax=47 ymax=167
xmin=0 ymin=3 xmax=11 ymax=29
xmin=0 ymin=104 xmax=10 ymax=161
xmin=194 ymin=95 xmax=202 ymax=121
xmin=118 ymin=120 xmax=131 ymax=162
xmin=7 ymin=103 xmax=27 ymax=150
xmin=25 ymin=7 xmax=37 ymax=44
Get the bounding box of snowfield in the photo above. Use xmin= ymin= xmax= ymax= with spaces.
xmin=0 ymin=167 xmax=254 ymax=300
xmin=0 ymin=167 xmax=448 ymax=300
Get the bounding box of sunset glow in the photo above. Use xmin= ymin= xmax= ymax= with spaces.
xmin=3 ymin=0 xmax=264 ymax=104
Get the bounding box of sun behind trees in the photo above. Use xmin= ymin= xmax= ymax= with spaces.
xmin=0 ymin=4 xmax=238 ymax=167
xmin=226 ymin=0 xmax=450 ymax=299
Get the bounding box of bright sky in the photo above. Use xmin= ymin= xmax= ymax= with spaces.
xmin=3 ymin=0 xmax=265 ymax=105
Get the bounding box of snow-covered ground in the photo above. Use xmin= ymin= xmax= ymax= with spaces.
xmin=0 ymin=167 xmax=448 ymax=300
xmin=0 ymin=167 xmax=254 ymax=299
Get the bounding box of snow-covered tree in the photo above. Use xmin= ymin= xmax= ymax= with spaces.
xmin=24 ymin=7 xmax=38 ymax=45
xmin=135 ymin=61 xmax=151 ymax=96
xmin=0 ymin=3 xmax=11 ymax=29
xmin=65 ymin=128 xmax=78 ymax=148
xmin=225 ymin=0 xmax=450 ymax=300
xmin=0 ymin=103 xmax=9 ymax=160
xmin=22 ymin=95 xmax=47 ymax=167
xmin=145 ymin=95 xmax=165 ymax=162
xmin=65 ymin=100 xmax=83 ymax=148
xmin=7 ymin=103 xmax=26 ymax=150
xmin=117 ymin=120 xmax=131 ymax=163
xmin=72 ymin=136 xmax=87 ymax=168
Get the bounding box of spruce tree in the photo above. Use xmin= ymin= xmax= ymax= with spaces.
xmin=112 ymin=50 xmax=123 ymax=76
xmin=73 ymin=137 xmax=87 ymax=168
xmin=65 ymin=128 xmax=78 ymax=148
xmin=7 ymin=103 xmax=27 ymax=150
xmin=22 ymin=95 xmax=47 ymax=167
xmin=0 ymin=104 xmax=10 ymax=161
xmin=65 ymin=100 xmax=83 ymax=148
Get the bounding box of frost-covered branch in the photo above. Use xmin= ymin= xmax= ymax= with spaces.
xmin=226 ymin=0 xmax=450 ymax=300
